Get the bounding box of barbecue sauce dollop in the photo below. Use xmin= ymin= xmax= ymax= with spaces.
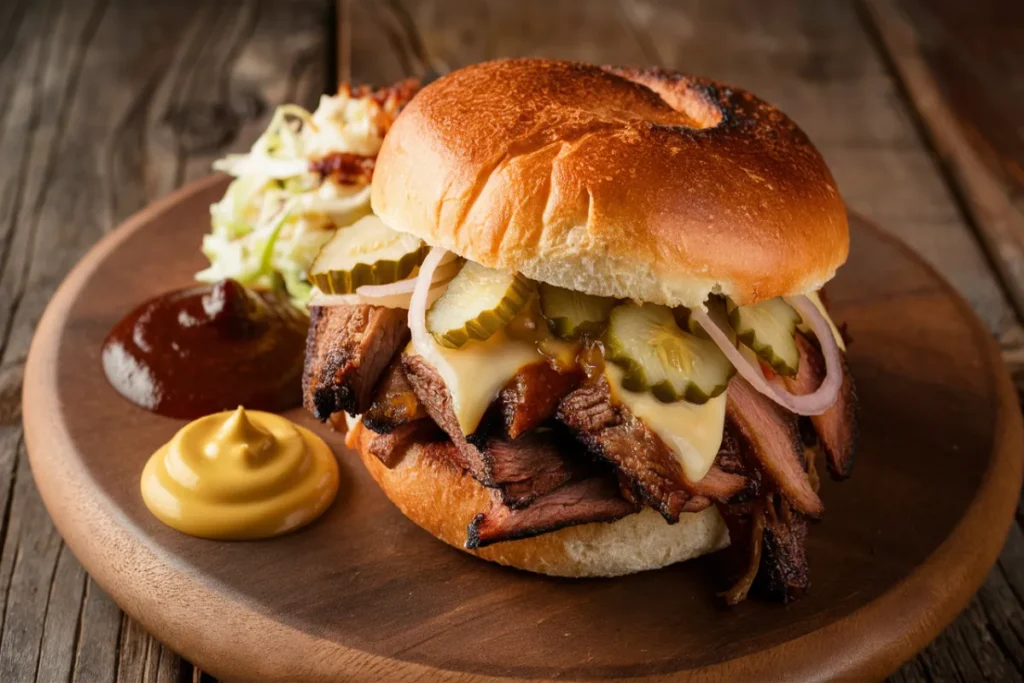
xmin=102 ymin=279 xmax=307 ymax=419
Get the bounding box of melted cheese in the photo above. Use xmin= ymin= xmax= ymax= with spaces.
xmin=411 ymin=330 xmax=542 ymax=435
xmin=605 ymin=364 xmax=726 ymax=483
xmin=800 ymin=291 xmax=846 ymax=351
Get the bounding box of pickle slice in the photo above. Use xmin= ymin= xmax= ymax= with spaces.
xmin=426 ymin=261 xmax=535 ymax=348
xmin=728 ymin=297 xmax=802 ymax=376
xmin=308 ymin=215 xmax=427 ymax=294
xmin=604 ymin=303 xmax=735 ymax=404
xmin=539 ymin=283 xmax=617 ymax=339
xmin=503 ymin=295 xmax=549 ymax=344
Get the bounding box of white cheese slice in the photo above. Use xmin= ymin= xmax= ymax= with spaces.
xmin=800 ymin=291 xmax=846 ymax=351
xmin=410 ymin=330 xmax=542 ymax=435
xmin=605 ymin=363 xmax=726 ymax=483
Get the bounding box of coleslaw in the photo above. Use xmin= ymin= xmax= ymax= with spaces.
xmin=196 ymin=81 xmax=418 ymax=307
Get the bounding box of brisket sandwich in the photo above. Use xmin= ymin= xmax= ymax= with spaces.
xmin=302 ymin=59 xmax=856 ymax=603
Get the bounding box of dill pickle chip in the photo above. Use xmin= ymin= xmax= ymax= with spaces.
xmin=308 ymin=215 xmax=427 ymax=294
xmin=728 ymin=297 xmax=802 ymax=376
xmin=604 ymin=303 xmax=734 ymax=404
xmin=426 ymin=261 xmax=535 ymax=348
xmin=538 ymin=283 xmax=617 ymax=339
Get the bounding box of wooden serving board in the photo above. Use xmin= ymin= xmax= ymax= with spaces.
xmin=22 ymin=175 xmax=1024 ymax=682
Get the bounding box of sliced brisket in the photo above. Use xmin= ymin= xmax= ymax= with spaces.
xmin=402 ymin=353 xmax=491 ymax=480
xmin=715 ymin=426 xmax=763 ymax=499
xmin=466 ymin=476 xmax=639 ymax=549
xmin=557 ymin=376 xmax=747 ymax=521
xmin=481 ymin=430 xmax=588 ymax=508
xmin=783 ymin=332 xmax=858 ymax=479
xmin=756 ymin=494 xmax=810 ymax=602
xmin=725 ymin=376 xmax=823 ymax=518
xmin=558 ymin=377 xmax=686 ymax=520
xmin=360 ymin=419 xmax=444 ymax=467
xmin=717 ymin=493 xmax=810 ymax=604
xmin=499 ymin=362 xmax=583 ymax=439
xmin=402 ymin=353 xmax=587 ymax=506
xmin=718 ymin=500 xmax=766 ymax=605
xmin=694 ymin=466 xmax=750 ymax=501
xmin=303 ymin=304 xmax=409 ymax=420
xmin=363 ymin=357 xmax=426 ymax=434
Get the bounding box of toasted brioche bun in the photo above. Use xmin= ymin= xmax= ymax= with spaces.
xmin=372 ymin=58 xmax=848 ymax=307
xmin=349 ymin=421 xmax=730 ymax=577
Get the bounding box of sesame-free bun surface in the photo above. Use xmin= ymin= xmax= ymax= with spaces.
xmin=350 ymin=422 xmax=730 ymax=577
xmin=372 ymin=58 xmax=848 ymax=307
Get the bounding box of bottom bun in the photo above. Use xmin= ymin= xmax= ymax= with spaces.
xmin=350 ymin=421 xmax=731 ymax=578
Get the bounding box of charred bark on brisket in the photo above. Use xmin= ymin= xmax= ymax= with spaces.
xmin=363 ymin=356 xmax=426 ymax=434
xmin=402 ymin=354 xmax=593 ymax=507
xmin=466 ymin=476 xmax=639 ymax=548
xmin=302 ymin=304 xmax=409 ymax=420
xmin=482 ymin=430 xmax=589 ymax=508
xmin=756 ymin=494 xmax=810 ymax=601
xmin=717 ymin=493 xmax=810 ymax=604
xmin=557 ymin=376 xmax=748 ymax=522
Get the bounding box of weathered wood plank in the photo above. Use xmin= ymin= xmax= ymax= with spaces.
xmin=0 ymin=448 xmax=63 ymax=681
xmin=117 ymin=615 xmax=185 ymax=683
xmin=0 ymin=0 xmax=331 ymax=681
xmin=71 ymin=580 xmax=122 ymax=683
xmin=862 ymin=0 xmax=1024 ymax=323
xmin=34 ymin=544 xmax=86 ymax=683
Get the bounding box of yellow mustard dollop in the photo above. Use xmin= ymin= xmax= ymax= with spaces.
xmin=141 ymin=407 xmax=339 ymax=540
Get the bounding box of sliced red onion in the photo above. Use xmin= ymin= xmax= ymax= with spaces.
xmin=308 ymin=254 xmax=458 ymax=308
xmin=409 ymin=247 xmax=450 ymax=350
xmin=308 ymin=290 xmax=363 ymax=307
xmin=690 ymin=294 xmax=842 ymax=416
xmin=353 ymin=258 xmax=460 ymax=298
xmin=309 ymin=283 xmax=448 ymax=309
xmin=309 ymin=276 xmax=450 ymax=309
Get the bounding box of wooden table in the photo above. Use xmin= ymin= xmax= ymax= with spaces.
xmin=2 ymin=0 xmax=1021 ymax=680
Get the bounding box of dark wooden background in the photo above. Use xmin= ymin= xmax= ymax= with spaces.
xmin=2 ymin=0 xmax=1022 ymax=681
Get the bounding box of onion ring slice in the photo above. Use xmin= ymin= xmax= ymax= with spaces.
xmin=409 ymin=247 xmax=450 ymax=351
xmin=690 ymin=294 xmax=842 ymax=416
xmin=309 ymin=275 xmax=451 ymax=309
xmin=308 ymin=253 xmax=459 ymax=308
xmin=353 ymin=257 xmax=461 ymax=298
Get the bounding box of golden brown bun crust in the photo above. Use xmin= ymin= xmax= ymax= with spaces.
xmin=372 ymin=59 xmax=848 ymax=307
xmin=350 ymin=422 xmax=730 ymax=577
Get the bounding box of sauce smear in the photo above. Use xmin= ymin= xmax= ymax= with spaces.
xmin=102 ymin=279 xmax=307 ymax=419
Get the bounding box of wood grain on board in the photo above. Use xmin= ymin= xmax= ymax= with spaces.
xmin=3 ymin=0 xmax=1024 ymax=680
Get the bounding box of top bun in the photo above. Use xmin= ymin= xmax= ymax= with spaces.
xmin=371 ymin=59 xmax=848 ymax=307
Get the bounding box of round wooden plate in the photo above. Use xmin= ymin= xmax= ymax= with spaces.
xmin=23 ymin=175 xmax=1024 ymax=682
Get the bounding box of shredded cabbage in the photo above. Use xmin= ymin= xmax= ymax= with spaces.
xmin=197 ymin=91 xmax=392 ymax=308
